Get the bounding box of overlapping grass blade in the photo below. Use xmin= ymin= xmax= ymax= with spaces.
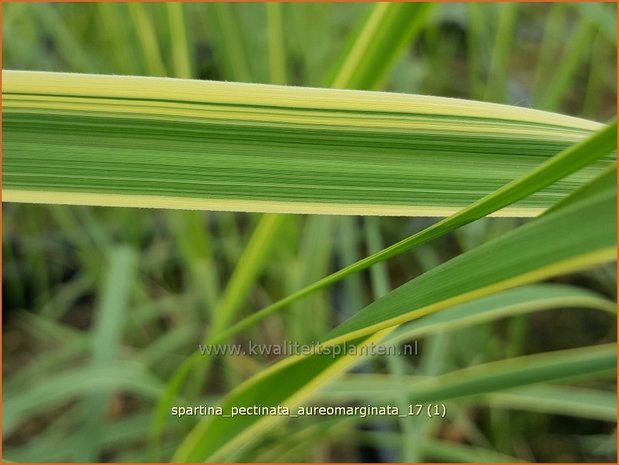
xmin=173 ymin=167 xmax=616 ymax=461
xmin=207 ymin=122 xmax=617 ymax=344
xmin=545 ymin=162 xmax=616 ymax=214
xmin=325 ymin=178 xmax=615 ymax=344
xmin=149 ymin=6 xmax=295 ymax=454
xmin=155 ymin=123 xmax=616 ymax=455
xmin=148 ymin=122 xmax=615 ymax=456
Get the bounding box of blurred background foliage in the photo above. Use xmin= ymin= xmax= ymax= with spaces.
xmin=2 ymin=2 xmax=617 ymax=462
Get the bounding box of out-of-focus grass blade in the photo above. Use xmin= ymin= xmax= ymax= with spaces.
xmin=5 ymin=408 xmax=188 ymax=463
xmin=27 ymin=3 xmax=96 ymax=73
xmin=80 ymin=246 xmax=136 ymax=460
xmin=329 ymin=2 xmax=433 ymax=89
xmin=323 ymin=379 xmax=616 ymax=422
xmin=325 ymin=344 xmax=616 ymax=407
xmin=252 ymin=418 xmax=523 ymax=463
xmin=285 ymin=215 xmax=336 ymax=342
xmin=206 ymin=3 xmax=252 ymax=82
xmin=535 ymin=13 xmax=596 ymax=111
xmin=167 ymin=210 xmax=219 ymax=317
xmin=128 ymin=3 xmax=167 ymax=77
xmin=485 ymin=385 xmax=617 ymax=422
xmin=166 ymin=3 xmax=192 ymax=79
xmin=2 ymin=363 xmax=163 ymax=438
xmin=575 ymin=3 xmax=617 ymax=43
xmin=210 ymin=215 xmax=289 ymax=337
xmin=150 ymin=214 xmax=291 ymax=458
xmin=467 ymin=2 xmax=490 ymax=100
xmin=484 ymin=3 xmax=518 ymax=102
xmin=266 ymin=3 xmax=286 ymax=85
xmin=532 ymin=3 xmax=567 ymax=102
xmin=4 ymin=70 xmax=610 ymax=216
xmin=96 ymin=3 xmax=140 ymax=75
xmin=361 ymin=434 xmax=524 ymax=463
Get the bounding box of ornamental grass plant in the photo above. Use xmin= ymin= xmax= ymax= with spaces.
xmin=2 ymin=2 xmax=617 ymax=462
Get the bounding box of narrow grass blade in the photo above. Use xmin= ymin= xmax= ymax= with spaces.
xmin=266 ymin=3 xmax=286 ymax=85
xmin=127 ymin=4 xmax=167 ymax=77
xmin=400 ymin=344 xmax=616 ymax=405
xmin=96 ymin=3 xmax=140 ymax=75
xmin=384 ymin=284 xmax=616 ymax=346
xmin=80 ymin=246 xmax=136 ymax=459
xmin=536 ymin=14 xmax=596 ymax=111
xmin=532 ymin=4 xmax=567 ymax=102
xmin=484 ymin=3 xmax=518 ymax=102
xmin=485 ymin=385 xmax=617 ymax=422
xmin=210 ymin=214 xmax=289 ymax=336
xmin=167 ymin=210 xmax=219 ymax=317
xmin=329 ymin=3 xmax=433 ymax=90
xmin=467 ymin=2 xmax=489 ymax=100
xmin=325 ymin=178 xmax=616 ymax=344
xmin=166 ymin=3 xmax=192 ymax=79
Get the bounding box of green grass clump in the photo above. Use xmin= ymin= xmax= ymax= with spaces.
xmin=2 ymin=2 xmax=617 ymax=463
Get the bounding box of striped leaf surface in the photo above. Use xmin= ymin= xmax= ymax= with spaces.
xmin=3 ymin=70 xmax=611 ymax=216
